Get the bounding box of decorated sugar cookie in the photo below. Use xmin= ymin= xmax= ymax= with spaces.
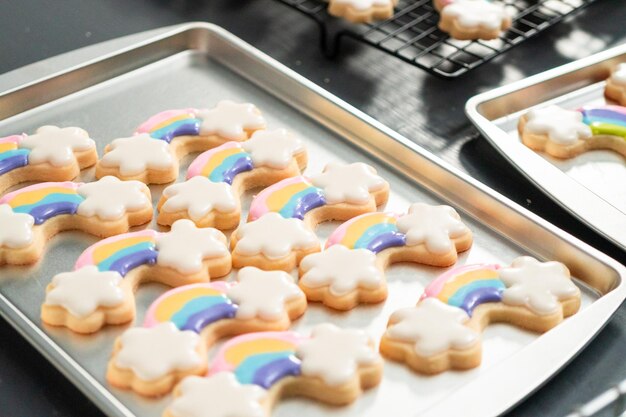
xmin=41 ymin=220 xmax=232 ymax=333
xmin=518 ymin=104 xmax=626 ymax=159
xmin=106 ymin=267 xmax=306 ymax=396
xmin=0 ymin=126 xmax=97 ymax=195
xmin=164 ymin=324 xmax=383 ymax=416
xmin=605 ymin=63 xmax=626 ymax=106
xmin=0 ymin=176 xmax=152 ymax=266
xmin=438 ymin=0 xmax=512 ymax=41
xmin=157 ymin=129 xmax=307 ymax=229
xmin=380 ymin=257 xmax=581 ymax=374
xmin=96 ymin=101 xmax=266 ymax=184
xmin=327 ymin=0 xmax=398 ymax=23
xmin=299 ymin=204 xmax=472 ymax=310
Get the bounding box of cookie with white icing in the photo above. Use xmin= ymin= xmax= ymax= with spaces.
xmin=0 ymin=177 xmax=152 ymax=266
xmin=0 ymin=125 xmax=97 ymax=195
xmin=248 ymin=162 xmax=389 ymax=230
xmin=107 ymin=267 xmax=306 ymax=396
xmin=438 ymin=0 xmax=512 ymax=41
xmin=380 ymin=257 xmax=581 ymax=374
xmin=157 ymin=128 xmax=307 ymax=230
xmin=605 ymin=63 xmax=626 ymax=106
xmin=328 ymin=0 xmax=398 ymax=23
xmin=231 ymin=212 xmax=321 ymax=271
xmin=518 ymin=104 xmax=626 ymax=159
xmin=164 ymin=324 xmax=383 ymax=415
xmin=41 ymin=219 xmax=232 ymax=333
xmin=96 ymin=101 xmax=267 ymax=184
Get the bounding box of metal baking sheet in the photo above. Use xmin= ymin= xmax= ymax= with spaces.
xmin=0 ymin=23 xmax=624 ymax=417
xmin=466 ymin=44 xmax=626 ymax=253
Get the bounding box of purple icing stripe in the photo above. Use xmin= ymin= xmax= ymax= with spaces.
xmin=366 ymin=231 xmax=406 ymax=253
xmin=253 ymin=356 xmax=302 ymax=389
xmin=283 ymin=190 xmax=326 ymax=220
xmin=29 ymin=202 xmax=80 ymax=225
xmin=0 ymin=154 xmax=29 ymax=176
xmin=181 ymin=303 xmax=238 ymax=333
xmin=459 ymin=287 xmax=503 ymax=316
xmin=108 ymin=249 xmax=158 ymax=276
xmin=221 ymin=155 xmax=254 ymax=185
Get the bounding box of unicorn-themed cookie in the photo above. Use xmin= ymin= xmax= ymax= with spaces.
xmin=106 ymin=267 xmax=306 ymax=396
xmin=0 ymin=126 xmax=97 ymax=195
xmin=437 ymin=0 xmax=512 ymax=41
xmin=327 ymin=0 xmax=398 ymax=23
xmin=605 ymin=63 xmax=626 ymax=106
xmin=41 ymin=220 xmax=232 ymax=333
xmin=95 ymin=101 xmax=266 ymax=184
xmin=247 ymin=162 xmax=389 ymax=229
xmin=518 ymin=104 xmax=626 ymax=159
xmin=299 ymin=204 xmax=472 ymax=310
xmin=380 ymin=257 xmax=581 ymax=374
xmin=157 ymin=129 xmax=307 ymax=229
xmin=0 ymin=176 xmax=152 ymax=266
xmin=164 ymin=324 xmax=383 ymax=416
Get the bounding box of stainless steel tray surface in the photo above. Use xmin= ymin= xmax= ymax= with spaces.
xmin=466 ymin=44 xmax=626 ymax=253
xmin=0 ymin=23 xmax=624 ymax=417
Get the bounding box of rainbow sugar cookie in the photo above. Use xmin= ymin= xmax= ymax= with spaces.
xmin=380 ymin=257 xmax=581 ymax=374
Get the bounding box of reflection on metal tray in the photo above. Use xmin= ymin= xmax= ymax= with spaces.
xmin=0 ymin=23 xmax=625 ymax=417
xmin=274 ymin=0 xmax=597 ymax=78
xmin=466 ymin=43 xmax=626 ymax=254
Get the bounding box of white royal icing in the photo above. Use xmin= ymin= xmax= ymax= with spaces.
xmin=196 ymin=101 xmax=266 ymax=141
xmin=0 ymin=204 xmax=34 ymax=249
xmin=44 ymin=266 xmax=124 ymax=318
xmin=100 ymin=133 xmax=175 ymax=175
xmin=115 ymin=322 xmax=202 ymax=381
xmin=499 ymin=256 xmax=580 ymax=315
xmin=442 ymin=0 xmax=509 ymax=30
xmin=386 ymin=298 xmax=479 ymax=357
xmin=19 ymin=125 xmax=95 ymax=167
xmin=524 ymin=105 xmax=592 ymax=145
xmin=168 ymin=374 xmax=266 ymax=417
xmin=242 ymin=128 xmax=304 ymax=169
xmin=234 ymin=212 xmax=319 ymax=260
xmin=156 ymin=220 xmax=228 ymax=274
xmin=300 ymin=245 xmax=383 ymax=296
xmin=396 ymin=203 xmax=469 ymax=254
xmin=610 ymin=63 xmax=626 ymax=85
xmin=161 ymin=177 xmax=237 ymax=220
xmin=331 ymin=0 xmax=395 ymax=11
xmin=76 ymin=176 xmax=150 ymax=220
xmin=297 ymin=323 xmax=379 ymax=386
xmin=226 ymin=267 xmax=303 ymax=321
xmin=311 ymin=162 xmax=386 ymax=205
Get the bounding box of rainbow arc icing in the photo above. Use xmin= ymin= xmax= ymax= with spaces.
xmin=144 ymin=282 xmax=238 ymax=333
xmin=210 ymin=332 xmax=303 ymax=389
xmin=186 ymin=142 xmax=253 ymax=184
xmin=136 ymin=109 xmax=201 ymax=143
xmin=0 ymin=135 xmax=30 ymax=176
xmin=580 ymin=105 xmax=626 ymax=138
xmin=0 ymin=182 xmax=84 ymax=225
xmin=326 ymin=212 xmax=405 ymax=253
xmin=248 ymin=176 xmax=326 ymax=221
xmin=75 ymin=230 xmax=158 ymax=276
xmin=422 ymin=264 xmax=504 ymax=315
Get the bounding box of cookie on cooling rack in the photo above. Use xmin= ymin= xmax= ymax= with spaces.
xmin=328 ymin=0 xmax=398 ymax=23
xmin=437 ymin=0 xmax=512 ymax=41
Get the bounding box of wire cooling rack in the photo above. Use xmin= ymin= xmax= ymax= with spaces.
xmin=275 ymin=0 xmax=598 ymax=78
xmin=566 ymin=379 xmax=626 ymax=417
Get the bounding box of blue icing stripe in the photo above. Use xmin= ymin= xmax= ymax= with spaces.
xmin=447 ymin=279 xmax=505 ymax=308
xmin=171 ymin=296 xmax=229 ymax=328
xmin=208 ymin=153 xmax=249 ymax=182
xmin=11 ymin=193 xmax=85 ymax=215
xmin=149 ymin=118 xmax=201 ymax=142
xmin=0 ymin=148 xmax=30 ymax=162
xmin=279 ymin=187 xmax=324 ymax=219
xmin=354 ymin=223 xmax=398 ymax=249
xmin=98 ymin=241 xmax=156 ymax=271
xmin=235 ymin=351 xmax=295 ymax=385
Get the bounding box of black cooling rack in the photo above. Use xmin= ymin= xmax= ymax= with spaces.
xmin=275 ymin=0 xmax=598 ymax=78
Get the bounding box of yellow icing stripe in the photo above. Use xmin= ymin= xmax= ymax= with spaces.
xmin=151 ymin=114 xmax=192 ymax=132
xmin=342 ymin=213 xmax=395 ymax=248
xmin=154 ymin=287 xmax=224 ymax=321
xmin=266 ymin=182 xmax=310 ymax=211
xmin=225 ymin=339 xmax=296 ymax=366
xmin=0 ymin=142 xmax=17 ymax=152
xmin=200 ymin=147 xmax=242 ymax=177
xmin=8 ymin=187 xmax=76 ymax=207
xmin=92 ymin=236 xmax=155 ymax=263
xmin=438 ymin=269 xmax=500 ymax=302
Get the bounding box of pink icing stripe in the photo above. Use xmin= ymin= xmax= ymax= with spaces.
xmin=143 ymin=281 xmax=233 ymax=328
xmin=74 ymin=229 xmax=159 ymax=270
xmin=135 ymin=108 xmax=198 ymax=133
xmin=421 ymin=263 xmax=501 ymax=300
xmin=0 ymin=181 xmax=82 ymax=205
xmin=248 ymin=176 xmax=310 ymax=221
xmin=209 ymin=331 xmax=305 ymax=375
xmin=325 ymin=212 xmax=399 ymax=249
xmin=0 ymin=134 xmax=24 ymax=144
xmin=186 ymin=141 xmax=242 ymax=179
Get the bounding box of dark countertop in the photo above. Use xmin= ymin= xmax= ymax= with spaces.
xmin=1 ymin=1 xmax=625 ymax=416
